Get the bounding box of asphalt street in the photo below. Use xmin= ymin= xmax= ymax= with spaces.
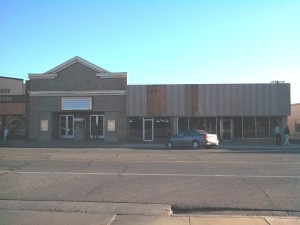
xmin=0 ymin=147 xmax=299 ymax=215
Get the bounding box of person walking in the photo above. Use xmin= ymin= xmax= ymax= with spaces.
xmin=283 ymin=126 xmax=290 ymax=145
xmin=3 ymin=127 xmax=9 ymax=144
xmin=274 ymin=125 xmax=281 ymax=145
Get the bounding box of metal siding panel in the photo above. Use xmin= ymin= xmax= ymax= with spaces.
xmin=204 ymin=85 xmax=211 ymax=116
xmin=167 ymin=85 xmax=180 ymax=116
xmin=166 ymin=86 xmax=172 ymax=115
xmin=238 ymin=84 xmax=245 ymax=116
xmin=224 ymin=84 xmax=231 ymax=116
xmin=231 ymin=84 xmax=238 ymax=116
xmin=212 ymin=84 xmax=222 ymax=116
xmin=216 ymin=84 xmax=224 ymax=116
xmin=270 ymin=84 xmax=277 ymax=116
xmin=244 ymin=84 xmax=251 ymax=116
xmin=257 ymin=84 xmax=264 ymax=116
xmin=278 ymin=84 xmax=291 ymax=115
xmin=179 ymin=85 xmax=186 ymax=116
xmin=251 ymin=84 xmax=257 ymax=116
xmin=141 ymin=86 xmax=148 ymax=116
xmin=198 ymin=84 xmax=205 ymax=116
xmin=172 ymin=85 xmax=179 ymax=116
xmin=264 ymin=84 xmax=271 ymax=115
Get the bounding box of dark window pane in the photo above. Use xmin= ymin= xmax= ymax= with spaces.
xmin=128 ymin=117 xmax=142 ymax=139
xmin=178 ymin=117 xmax=188 ymax=131
xmin=206 ymin=117 xmax=217 ymax=134
xmin=189 ymin=117 xmax=205 ymax=130
xmin=154 ymin=117 xmax=171 ymax=139
xmin=256 ymin=117 xmax=269 ymax=138
xmin=295 ymin=122 xmax=300 ymax=133
xmin=233 ymin=117 xmax=242 ymax=138
xmin=243 ymin=117 xmax=255 ymax=138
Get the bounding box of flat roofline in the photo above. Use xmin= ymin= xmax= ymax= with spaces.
xmin=0 ymin=76 xmax=23 ymax=81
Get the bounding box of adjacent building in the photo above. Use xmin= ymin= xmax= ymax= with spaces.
xmin=127 ymin=83 xmax=290 ymax=142
xmin=0 ymin=76 xmax=27 ymax=140
xmin=28 ymin=56 xmax=127 ymax=142
xmin=10 ymin=56 xmax=291 ymax=143
xmin=288 ymin=103 xmax=300 ymax=140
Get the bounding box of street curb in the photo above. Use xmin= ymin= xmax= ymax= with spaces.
xmin=0 ymin=200 xmax=172 ymax=216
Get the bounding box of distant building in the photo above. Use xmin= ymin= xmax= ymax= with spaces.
xmin=0 ymin=76 xmax=27 ymax=141
xmin=288 ymin=103 xmax=300 ymax=140
xmin=23 ymin=56 xmax=291 ymax=142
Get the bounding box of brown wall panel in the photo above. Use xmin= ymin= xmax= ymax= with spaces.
xmin=0 ymin=103 xmax=25 ymax=114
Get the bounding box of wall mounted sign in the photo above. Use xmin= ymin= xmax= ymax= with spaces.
xmin=62 ymin=97 xmax=92 ymax=110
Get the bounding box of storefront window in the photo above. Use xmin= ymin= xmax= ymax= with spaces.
xmin=5 ymin=116 xmax=26 ymax=139
xmin=233 ymin=117 xmax=242 ymax=138
xmin=243 ymin=117 xmax=255 ymax=138
xmin=206 ymin=117 xmax=217 ymax=134
xmin=295 ymin=121 xmax=300 ymax=133
xmin=128 ymin=117 xmax=142 ymax=139
xmin=270 ymin=117 xmax=281 ymax=138
xmin=154 ymin=117 xmax=171 ymax=139
xmin=178 ymin=117 xmax=188 ymax=131
xmin=256 ymin=117 xmax=269 ymax=138
xmin=189 ymin=117 xmax=205 ymax=130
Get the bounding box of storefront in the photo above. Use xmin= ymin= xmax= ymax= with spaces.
xmin=27 ymin=57 xmax=291 ymax=143
xmin=28 ymin=56 xmax=127 ymax=142
xmin=127 ymin=84 xmax=290 ymax=142
xmin=0 ymin=77 xmax=27 ymax=141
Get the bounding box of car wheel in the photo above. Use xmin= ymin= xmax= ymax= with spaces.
xmin=167 ymin=141 xmax=174 ymax=149
xmin=206 ymin=145 xmax=213 ymax=149
xmin=192 ymin=141 xmax=200 ymax=149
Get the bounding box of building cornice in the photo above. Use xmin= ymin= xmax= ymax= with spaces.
xmin=96 ymin=72 xmax=127 ymax=78
xmin=28 ymin=74 xmax=58 ymax=79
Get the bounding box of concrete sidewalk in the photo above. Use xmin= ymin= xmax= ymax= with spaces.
xmin=1 ymin=210 xmax=299 ymax=225
xmin=0 ymin=200 xmax=299 ymax=225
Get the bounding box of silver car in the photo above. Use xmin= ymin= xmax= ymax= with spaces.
xmin=166 ymin=130 xmax=219 ymax=149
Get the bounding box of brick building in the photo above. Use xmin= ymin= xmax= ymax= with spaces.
xmin=28 ymin=56 xmax=127 ymax=142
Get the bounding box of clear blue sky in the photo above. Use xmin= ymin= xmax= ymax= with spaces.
xmin=1 ymin=0 xmax=300 ymax=103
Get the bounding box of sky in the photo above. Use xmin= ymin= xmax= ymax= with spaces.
xmin=1 ymin=0 xmax=300 ymax=103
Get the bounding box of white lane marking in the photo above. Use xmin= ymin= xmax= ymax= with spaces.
xmin=0 ymin=171 xmax=299 ymax=179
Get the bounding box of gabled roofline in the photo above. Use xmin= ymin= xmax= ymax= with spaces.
xmin=44 ymin=56 xmax=110 ymax=74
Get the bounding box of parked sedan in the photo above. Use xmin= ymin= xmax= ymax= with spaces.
xmin=166 ymin=130 xmax=219 ymax=149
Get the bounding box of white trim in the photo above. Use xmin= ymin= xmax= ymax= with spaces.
xmin=60 ymin=115 xmax=74 ymax=138
xmin=143 ymin=118 xmax=154 ymax=141
xmin=90 ymin=115 xmax=104 ymax=139
xmin=96 ymin=72 xmax=127 ymax=78
xmin=28 ymin=74 xmax=57 ymax=79
xmin=45 ymin=56 xmax=109 ymax=74
xmin=29 ymin=90 xmax=126 ymax=97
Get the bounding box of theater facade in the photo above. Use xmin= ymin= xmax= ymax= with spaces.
xmin=28 ymin=56 xmax=127 ymax=142
xmin=27 ymin=57 xmax=291 ymax=142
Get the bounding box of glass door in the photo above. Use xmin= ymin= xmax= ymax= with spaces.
xmin=221 ymin=118 xmax=232 ymax=140
xmin=60 ymin=115 xmax=74 ymax=138
xmin=90 ymin=115 xmax=104 ymax=139
xmin=143 ymin=118 xmax=154 ymax=141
